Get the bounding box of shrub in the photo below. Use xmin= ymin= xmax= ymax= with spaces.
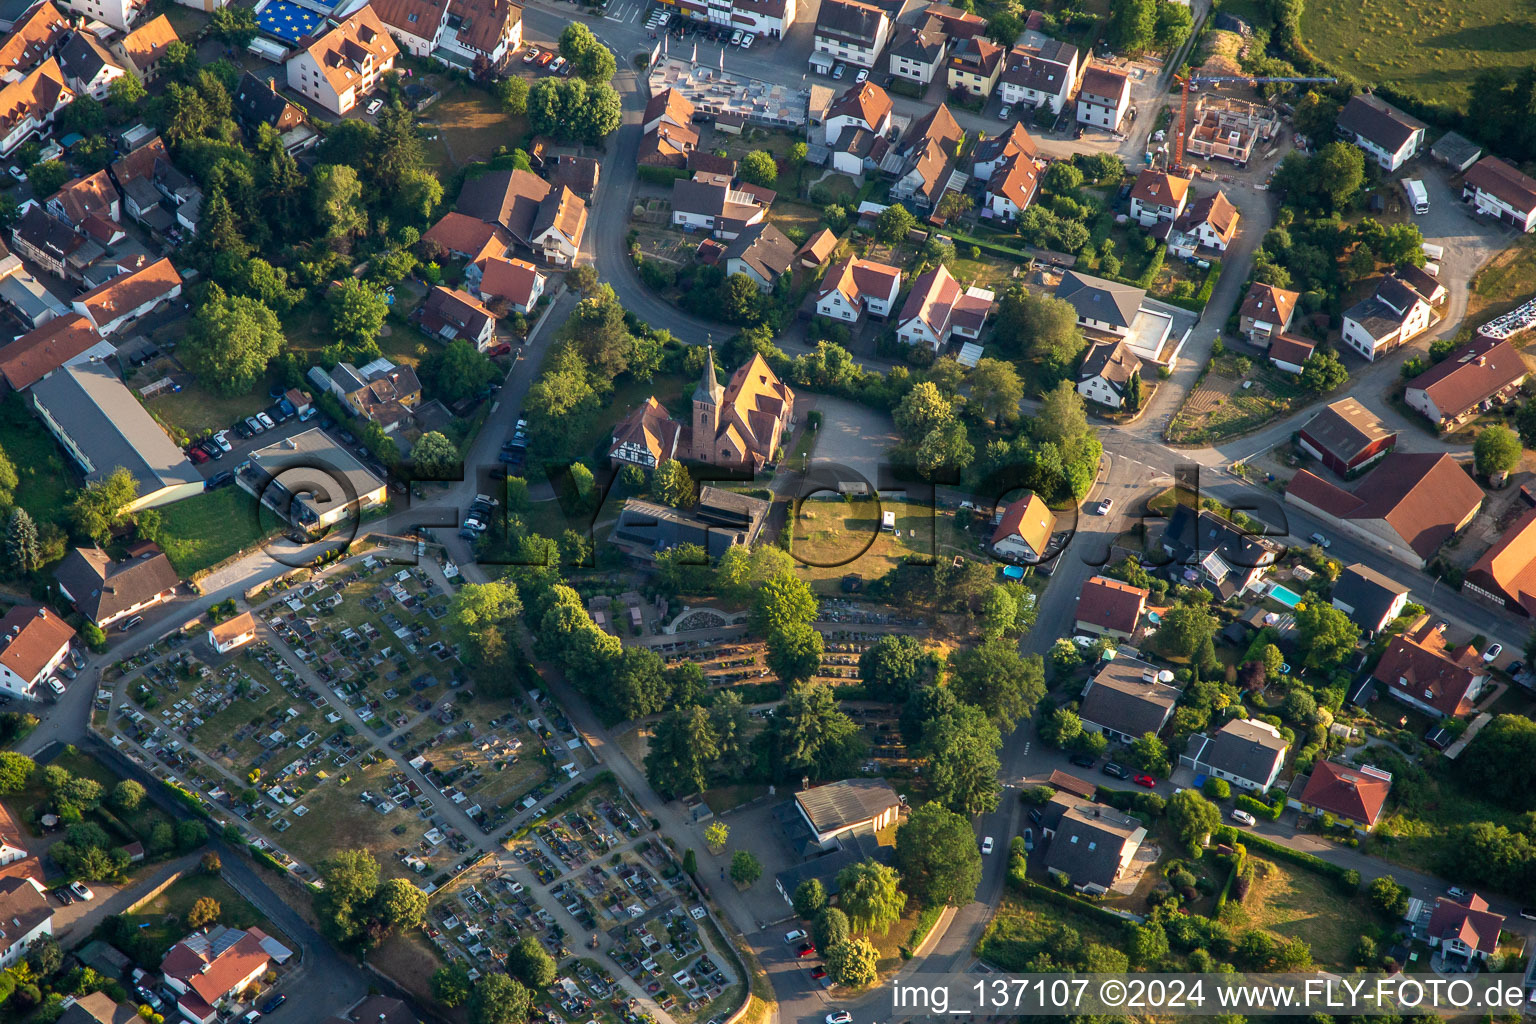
xmin=1203 ymin=778 xmax=1231 ymax=800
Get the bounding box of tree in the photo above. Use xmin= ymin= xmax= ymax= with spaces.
xmin=1166 ymin=790 xmax=1220 ymax=855
xmin=780 ymin=682 xmax=860 ymax=775
xmin=410 ymin=432 xmax=460 ymax=480
xmin=835 ymin=859 xmax=906 ymax=933
xmin=1295 ymin=602 xmax=1361 ymax=669
xmin=210 ymin=3 xmax=257 ymax=46
xmin=704 ymin=821 xmax=729 ymax=853
xmin=112 ymin=780 xmax=145 ymax=813
xmin=1043 ymin=162 xmax=1084 ymax=194
xmin=766 ymin=623 xmax=824 ymax=684
xmin=1367 ymin=875 xmax=1409 ymax=918
xmin=26 ymin=936 xmax=61 ymax=977
xmin=729 ymin=850 xmax=762 ymax=886
xmin=1123 ymin=370 xmax=1142 ymax=411
xmin=876 ymin=204 xmax=917 ymax=243
xmin=893 ymin=802 xmax=983 ymax=907
xmin=858 ymin=635 xmax=934 ymax=703
xmin=432 ymin=964 xmax=473 ymax=1008
xmin=1153 ymin=0 xmax=1193 ymax=49
xmin=1312 ymin=141 xmax=1367 ymax=210
xmin=948 ymin=642 xmax=1045 ymax=732
xmin=751 ymin=571 xmax=818 ymax=634
xmin=647 ymin=706 xmax=719 ymax=798
xmin=316 ymin=848 xmax=381 ymax=944
xmin=0 ymin=752 xmax=32 ymax=795
xmin=376 ymin=878 xmax=429 ymax=929
xmin=720 ymin=273 xmax=762 ymax=325
xmin=1156 ymin=603 xmax=1217 ymax=660
xmin=936 ymin=191 xmax=973 ymax=223
xmin=107 ymin=73 xmax=145 ymax=110
xmin=558 ymin=22 xmax=614 ymax=81
xmin=813 ymin=906 xmax=850 ymax=953
xmin=1036 ymin=380 xmax=1092 ymax=451
xmin=1475 ymin=425 xmax=1522 ymax=476
xmin=1298 ymin=348 xmax=1349 ymax=393
xmin=1127 ymin=732 xmax=1171 ymax=776
xmin=25 ymin=160 xmax=68 ymax=198
xmin=470 ymin=974 xmax=530 ymax=1024
xmin=986 ymin=10 xmax=1023 ymax=45
xmin=560 ymin=284 xmax=633 ymax=378
xmin=448 ymin=582 xmax=522 ymax=672
xmin=921 ymin=704 xmax=1002 ymax=815
xmin=792 ymin=879 xmax=827 ymax=919
xmin=70 ymin=468 xmax=137 ymax=544
xmin=421 ymin=337 xmax=497 ymax=404
xmin=1128 ymin=920 xmax=1169 ymax=967
xmin=5 ymin=509 xmax=39 ymax=574
xmin=1039 ymin=706 xmax=1084 ymax=748
xmin=507 ymin=935 xmax=557 ymax=989
xmin=968 ymin=358 xmax=1024 ymax=425
xmin=1517 ymin=400 xmax=1536 ymax=450
xmin=682 ymin=848 xmax=698 ymax=875
xmin=1108 ymin=0 xmax=1155 ymax=53
xmin=201 ymin=851 xmax=222 ymax=874
xmin=183 ymin=287 xmax=285 ymax=396
xmin=312 ymin=164 xmax=369 ymax=241
xmin=825 ymin=938 xmax=879 ymax=988
xmin=495 ymin=76 xmax=529 ymax=115
xmin=187 ymin=897 xmax=221 ymax=929
xmin=328 ymin=279 xmax=389 ymax=352
xmin=1458 ymin=714 xmax=1536 ymax=810
xmin=739 ymin=150 xmax=778 ymax=187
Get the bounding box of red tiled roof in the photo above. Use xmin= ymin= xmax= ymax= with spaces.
xmin=1268 ymin=333 xmax=1315 ymax=366
xmin=1426 ymin=894 xmax=1503 ymax=955
xmin=991 ymin=492 xmax=1054 ymax=552
xmin=1298 ymin=760 xmax=1390 ymax=827
xmin=1287 ymin=453 xmax=1483 ymax=560
xmin=1373 ymin=622 xmax=1486 ymax=717
xmin=0 ymin=313 xmax=104 ymax=390
xmin=1075 ymin=575 xmax=1147 ymax=634
xmin=1130 ymin=168 xmax=1190 ymax=208
xmin=1466 ymin=504 xmax=1536 ymax=617
xmin=75 ymin=257 xmax=181 ymax=325
xmin=0 ymin=606 xmax=73 ymax=686
xmin=1465 ymin=156 xmax=1536 ymax=216
xmin=1240 ymin=281 xmax=1299 ymax=325
xmin=1405 ymin=335 xmax=1528 ymax=422
xmin=161 ymin=930 xmax=269 ymax=1007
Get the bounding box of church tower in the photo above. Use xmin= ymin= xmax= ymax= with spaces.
xmin=692 ymin=345 xmax=725 ymax=463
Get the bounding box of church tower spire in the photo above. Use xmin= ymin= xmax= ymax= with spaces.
xmin=692 ymin=343 xmax=724 ymax=462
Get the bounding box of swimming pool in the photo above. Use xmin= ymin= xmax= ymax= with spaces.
xmin=1269 ymin=584 xmax=1302 ymax=608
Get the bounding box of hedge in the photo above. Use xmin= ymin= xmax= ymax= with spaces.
xmin=638 ymin=165 xmax=689 ymax=186
xmin=1015 ymin=877 xmax=1133 ymax=928
xmin=1234 ymin=793 xmax=1284 ymax=821
xmin=899 ymin=903 xmax=945 ymax=959
xmin=1212 ymin=826 xmax=1357 ymax=893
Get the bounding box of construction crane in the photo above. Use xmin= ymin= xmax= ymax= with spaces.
xmin=1173 ymin=74 xmax=1337 ymax=172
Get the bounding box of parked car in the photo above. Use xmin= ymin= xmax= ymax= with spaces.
xmin=1483 ymin=642 xmax=1502 ymax=663
xmin=854 ymin=67 xmax=867 ymax=82
xmin=1448 ymin=886 xmax=1470 ymax=900
xmin=980 ymin=836 xmax=994 ymax=855
xmin=69 ymin=881 xmax=93 ymax=900
xmin=1309 ymin=531 xmax=1330 ymax=548
xmin=1132 ymin=774 xmax=1157 ymax=788
xmin=549 ymin=56 xmax=567 ymax=73
xmin=366 ymin=98 xmax=383 ymax=115
xmin=206 ymin=471 xmax=235 ymax=491
xmin=1230 ymin=809 xmax=1257 ymax=826
xmin=55 ymin=888 xmax=73 ymax=905
xmin=1508 ymin=659 xmax=1525 ymax=677
xmin=522 ymin=47 xmax=540 ymax=63
xmin=1097 ymin=498 xmax=1113 ymax=515
xmin=1101 ymin=762 xmax=1128 ymax=779
xmin=809 ymin=968 xmax=827 ymax=980
xmin=1069 ymin=753 xmax=1096 ymax=768
xmin=260 ymin=995 xmax=286 ymax=1014
xmin=58 ymin=664 xmax=76 ymax=680
xmin=536 ymin=51 xmax=555 ymax=66
xmin=120 ymin=615 xmax=144 ymax=632
xmin=213 ymin=430 xmax=232 ymax=452
xmin=742 ymin=33 xmax=755 ymax=48
xmin=187 ymin=446 xmax=209 ymax=464
xmin=245 ymin=416 xmax=264 ymax=435
xmin=826 ymin=1014 xmax=852 ymax=1024
xmin=69 ymin=648 xmax=83 ymax=670
xmin=832 ymin=62 xmax=846 ymax=79
xmin=46 ymin=677 xmax=64 ymax=696
xmin=730 ymin=29 xmax=743 ymax=44
xmin=7 ymin=166 xmax=23 ymax=182
xmin=233 ymin=420 xmax=252 ymax=439
xmin=241 ymin=1013 xmax=261 ymax=1024
xmin=1521 ymin=908 xmax=1536 ymax=921
xmin=200 ymin=440 xmax=223 ymax=460
xmin=784 ymin=929 xmax=806 ymax=944
xmin=796 ymin=943 xmax=815 ymax=958
xmin=998 ymin=104 xmax=1012 ymax=121
xmin=1022 ymin=828 xmax=1034 ymax=852
xmin=256 ymin=412 xmax=275 ymax=430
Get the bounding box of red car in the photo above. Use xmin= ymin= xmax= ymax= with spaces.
xmin=1132 ymin=774 xmax=1157 ymax=788
xmin=796 ymin=943 xmax=815 ymax=958
xmin=488 ymin=342 xmax=512 ymax=356
xmin=810 ymin=968 xmax=827 ymax=980
xmin=186 ymin=446 xmax=209 ymax=464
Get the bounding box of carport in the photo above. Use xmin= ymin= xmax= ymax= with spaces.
xmin=807 ymin=51 xmax=832 ymax=74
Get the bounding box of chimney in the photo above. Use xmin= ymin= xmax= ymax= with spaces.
xmin=35 ymin=609 xmax=44 ymax=619
xmin=801 ymin=775 xmax=809 ymax=791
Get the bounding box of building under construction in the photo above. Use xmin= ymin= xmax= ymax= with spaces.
xmin=1184 ymin=96 xmax=1280 ymax=166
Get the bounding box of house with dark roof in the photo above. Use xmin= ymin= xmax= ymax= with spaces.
xmin=1074 ymin=575 xmax=1147 ymax=639
xmin=1076 ymin=338 xmax=1142 ymax=410
xmin=0 ymin=606 xmax=73 ymax=699
xmin=1426 ymin=894 xmax=1504 ymax=962
xmin=607 ymin=397 xmax=681 ymax=470
xmin=1289 ymin=760 xmax=1391 ymax=832
xmin=887 ymin=104 xmax=963 ymax=208
xmin=1373 ymin=621 xmax=1488 ymax=718
xmin=793 ymin=779 xmax=900 ymax=848
xmin=1335 ymin=93 xmax=1425 ymax=171
xmin=610 ymin=486 xmax=771 ymax=561
xmin=0 ymin=313 xmax=111 ymax=392
xmin=55 ymin=542 xmax=179 ymax=630
xmin=812 ymin=0 xmax=891 ymax=68
xmin=772 ymin=831 xmax=893 ymax=903
xmin=232 ymin=72 xmax=317 ymax=153
xmin=991 ymin=492 xmax=1055 ymax=563
xmin=1296 ymin=398 xmax=1397 ymax=478
xmin=320 ymin=996 xmax=420 ymax=1024
xmin=452 ymin=167 xmax=587 ymax=264
xmin=671 ymin=173 xmax=769 ymax=240
xmin=1076 ymin=64 xmax=1129 ymax=131
xmin=1341 ymin=273 xmax=1440 ymax=361
xmin=1464 ymin=504 xmax=1536 ymax=617
xmin=1039 ymin=797 xmax=1147 ymax=895
xmin=886 ymin=16 xmax=947 ymax=86
xmin=1284 ymin=452 xmax=1483 ymax=569
xmin=1180 ymin=718 xmax=1288 ymax=792
xmin=1054 ymin=270 xmax=1144 ymax=335
xmin=415 ymin=286 xmax=496 ymax=350
xmin=1462 ymin=156 xmax=1536 ymax=233
xmin=723 ymin=222 xmax=797 ymax=292
xmin=1079 ymin=655 xmax=1178 ymax=744
xmin=0 ymin=877 xmax=51 ymax=967
xmin=998 ymin=38 xmax=1079 ymax=115
xmin=1405 ymin=335 xmax=1528 ymax=430
xmin=1157 ymin=504 xmax=1281 ymax=599
xmin=1430 ymin=131 xmax=1482 ymax=173
xmin=1238 ymin=282 xmax=1298 ymax=345
xmin=160 ymin=926 xmax=270 ymax=1024
xmin=239 ymin=428 xmax=387 ymax=532
xmin=1331 ymin=562 xmax=1409 ymax=637
xmin=56 ymin=30 xmax=124 ymax=100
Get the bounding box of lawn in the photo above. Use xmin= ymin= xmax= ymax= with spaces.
xmin=420 ymin=81 xmax=530 ymax=177
xmin=121 ymin=872 xmax=287 ymax=962
xmin=145 ymin=382 xmax=269 ymax=439
xmin=1167 ymin=354 xmax=1314 ymax=445
xmin=156 ymin=487 xmax=273 ymax=577
xmin=1219 ymin=857 xmax=1357 ymax=966
xmin=1299 ymin=0 xmax=1536 ymax=108
xmin=974 ymin=892 xmax=1125 ymax=971
xmin=1465 ymin=235 xmax=1536 ymax=332
xmin=788 ymin=496 xmax=977 ymax=591
xmin=0 ymin=392 xmax=75 ymax=530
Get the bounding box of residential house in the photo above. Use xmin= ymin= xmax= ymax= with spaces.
xmin=887 ymin=104 xmax=963 ymax=208
xmin=823 ymin=80 xmax=893 ymax=175
xmin=610 ymin=486 xmax=771 ymax=560
xmin=1285 ymin=452 xmax=1483 ymax=569
xmin=1464 ymin=504 xmax=1536 ymax=616
xmin=637 ymin=122 xmax=698 ymax=168
xmin=110 ymin=15 xmax=177 ymax=82
xmin=548 ymin=155 xmax=599 ymax=200
xmin=421 ymin=212 xmax=513 ymax=261
xmin=0 ymin=313 xmax=112 ymax=391
xmin=57 ymin=992 xmax=140 ymax=1024
xmin=232 ymin=72 xmax=318 ymax=154
xmin=643 ymin=87 xmax=694 ymax=134
xmin=311 ymin=358 xmax=420 ymax=434
xmin=793 ymin=779 xmax=900 ymax=849
xmin=607 ymin=397 xmax=681 ymax=469
xmin=0 ymin=264 xmax=68 ymax=326
xmin=1335 ymin=93 xmax=1425 ymax=171
xmin=207 ymin=611 xmax=258 ymax=654
xmin=1053 ymin=272 xmax=1175 ymax=365
xmin=796 ymin=227 xmax=838 ymax=269
xmin=1076 ymin=338 xmax=1141 ymax=409
xmin=814 ymin=256 xmax=901 ymax=321
xmin=1079 ymin=655 xmax=1178 ymax=744
xmin=922 ymin=2 xmax=984 ymax=37
xmin=1340 ymin=272 xmax=1438 ymax=361
xmin=285 ymin=6 xmax=399 ymax=116
xmin=1238 ymin=281 xmax=1297 ymax=345
xmin=1128 ymin=169 xmax=1191 ymax=227
xmin=438 ymin=0 xmax=523 ymax=71
xmin=59 ymin=0 xmax=141 ymax=32
xmin=687 ymin=348 xmax=794 ymax=469
xmin=670 ymin=173 xmax=768 ymax=240
xmin=43 ymin=171 xmax=124 ymax=250
xmin=0 ymin=877 xmax=51 ymax=967
xmin=1296 ymin=397 xmax=1396 ymax=477
xmin=1157 ymin=504 xmax=1282 ymax=599
xmin=990 ymin=492 xmax=1055 ymax=563
xmin=813 ymin=0 xmax=891 ymax=69
xmin=946 ymin=35 xmax=1003 ymax=97
xmin=1374 ymin=621 xmax=1489 ymax=719
xmin=1076 ymin=64 xmax=1129 ymax=132
xmin=370 ymin=0 xmax=449 ymax=57
xmin=998 ymin=38 xmax=1079 ymax=116
xmin=1404 ymin=335 xmax=1528 ymax=430
xmin=1331 ymin=562 xmax=1409 ymax=637
xmin=0 ymin=59 xmax=73 ymax=157
xmin=1267 ymin=333 xmax=1314 ymax=375
xmin=160 ymin=926 xmax=272 ymax=1024
xmin=1426 ymin=895 xmax=1504 ymax=963
xmin=894 ymin=264 xmax=992 ymax=350
xmin=30 ymin=363 xmax=202 ymax=510
xmin=971 ymin=122 xmax=1036 ymax=179
xmin=471 ymin=254 xmax=544 ymax=313
xmin=1462 ymin=156 xmax=1536 ymax=233
xmin=239 ymin=428 xmax=387 ymax=531
xmin=56 ymin=30 xmax=125 ymax=100
xmin=1184 ymin=96 xmax=1278 ymax=165
xmin=0 ymin=4 xmax=69 ymax=79
xmin=1288 ymin=760 xmax=1392 ymax=832
xmin=1179 ymin=718 xmax=1289 ymax=793
xmin=1040 ymin=798 xmax=1147 ymax=896
xmin=416 ymin=286 xmax=497 ymax=350
xmin=886 ymin=16 xmax=946 ymax=86
xmin=1160 ymin=190 xmax=1239 ymax=256
xmin=730 ymin=0 xmax=794 ymax=38
xmin=54 ymin=542 xmax=179 ymax=630
xmin=0 ymin=606 xmax=73 ymax=698
xmin=455 ymin=167 xmax=587 ymax=263
xmin=1074 ymin=574 xmax=1148 ymax=640
xmin=723 ymin=222 xmax=797 ymax=292
xmin=982 ymin=146 xmax=1040 ymax=221
xmin=71 ymin=257 xmax=182 ymax=336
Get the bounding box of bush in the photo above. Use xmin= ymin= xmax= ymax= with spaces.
xmin=1203 ymin=778 xmax=1231 ymax=800
xmin=1233 ymin=793 xmax=1283 ymax=821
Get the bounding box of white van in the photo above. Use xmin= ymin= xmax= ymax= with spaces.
xmin=880 ymin=511 xmax=896 ymax=533
xmin=1422 ymin=242 xmax=1445 ymax=262
xmin=1402 ymin=178 xmax=1429 ymax=215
